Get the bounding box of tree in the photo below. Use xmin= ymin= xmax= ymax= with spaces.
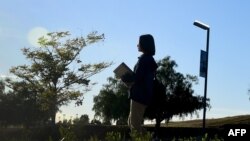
xmin=92 ymin=77 xmax=130 ymax=125
xmin=145 ymin=57 xmax=208 ymax=134
xmin=0 ymin=80 xmax=49 ymax=127
xmin=92 ymin=56 xmax=209 ymax=125
xmin=90 ymin=119 xmax=102 ymax=125
xmin=0 ymin=80 xmax=8 ymax=126
xmin=146 ymin=57 xmax=207 ymax=120
xmin=0 ymin=80 xmax=4 ymax=94
xmin=80 ymin=114 xmax=89 ymax=124
xmin=8 ymin=31 xmax=112 ymax=124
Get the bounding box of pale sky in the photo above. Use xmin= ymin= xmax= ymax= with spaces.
xmin=1 ymin=0 xmax=250 ymax=122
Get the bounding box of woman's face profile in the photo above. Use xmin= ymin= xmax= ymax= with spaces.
xmin=137 ymin=43 xmax=143 ymax=52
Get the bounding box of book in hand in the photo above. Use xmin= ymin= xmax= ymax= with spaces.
xmin=113 ymin=62 xmax=133 ymax=79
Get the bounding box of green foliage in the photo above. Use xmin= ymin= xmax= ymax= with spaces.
xmin=105 ymin=131 xmax=153 ymax=141
xmin=0 ymin=81 xmax=4 ymax=94
xmin=105 ymin=131 xmax=123 ymax=141
xmin=88 ymin=135 xmax=99 ymax=141
xmin=171 ymin=133 xmax=224 ymax=141
xmin=58 ymin=125 xmax=77 ymax=141
xmin=92 ymin=77 xmax=129 ymax=124
xmin=73 ymin=114 xmax=90 ymax=125
xmin=150 ymin=56 xmax=209 ymax=121
xmin=48 ymin=136 xmax=53 ymax=141
xmin=5 ymin=31 xmax=112 ymax=124
xmin=0 ymin=80 xmax=49 ymax=127
xmin=130 ymin=130 xmax=153 ymax=141
xmin=90 ymin=119 xmax=102 ymax=125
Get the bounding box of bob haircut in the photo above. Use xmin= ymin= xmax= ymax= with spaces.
xmin=139 ymin=34 xmax=155 ymax=56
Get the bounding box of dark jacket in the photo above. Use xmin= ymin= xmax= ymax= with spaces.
xmin=129 ymin=54 xmax=158 ymax=105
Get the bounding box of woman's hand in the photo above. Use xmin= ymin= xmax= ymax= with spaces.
xmin=121 ymin=72 xmax=134 ymax=83
xmin=124 ymin=82 xmax=134 ymax=88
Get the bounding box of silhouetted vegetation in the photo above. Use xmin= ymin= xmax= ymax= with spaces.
xmin=0 ymin=80 xmax=49 ymax=127
xmin=0 ymin=31 xmax=112 ymax=125
xmin=0 ymin=115 xmax=249 ymax=141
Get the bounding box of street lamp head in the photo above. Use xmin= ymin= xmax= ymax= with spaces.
xmin=194 ymin=20 xmax=210 ymax=30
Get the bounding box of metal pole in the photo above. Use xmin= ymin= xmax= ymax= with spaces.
xmin=203 ymin=29 xmax=210 ymax=131
xmin=193 ymin=20 xmax=210 ymax=133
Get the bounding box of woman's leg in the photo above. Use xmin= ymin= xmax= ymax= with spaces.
xmin=128 ymin=100 xmax=147 ymax=133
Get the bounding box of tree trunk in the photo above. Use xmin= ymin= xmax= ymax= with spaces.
xmin=50 ymin=102 xmax=57 ymax=125
xmin=51 ymin=112 xmax=56 ymax=125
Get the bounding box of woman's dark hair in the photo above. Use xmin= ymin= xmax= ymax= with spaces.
xmin=139 ymin=34 xmax=155 ymax=56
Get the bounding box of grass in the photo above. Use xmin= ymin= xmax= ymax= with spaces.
xmin=160 ymin=114 xmax=250 ymax=128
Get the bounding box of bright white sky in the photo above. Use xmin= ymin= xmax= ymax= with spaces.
xmin=1 ymin=0 xmax=250 ymax=122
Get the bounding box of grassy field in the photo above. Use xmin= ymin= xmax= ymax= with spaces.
xmin=165 ymin=114 xmax=250 ymax=128
xmin=144 ymin=115 xmax=250 ymax=140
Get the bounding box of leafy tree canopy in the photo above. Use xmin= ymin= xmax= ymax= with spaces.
xmin=6 ymin=31 xmax=112 ymax=124
xmin=93 ymin=77 xmax=129 ymax=125
xmin=148 ymin=57 xmax=209 ymax=123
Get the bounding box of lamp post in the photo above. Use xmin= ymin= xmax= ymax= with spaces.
xmin=193 ymin=20 xmax=210 ymax=132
